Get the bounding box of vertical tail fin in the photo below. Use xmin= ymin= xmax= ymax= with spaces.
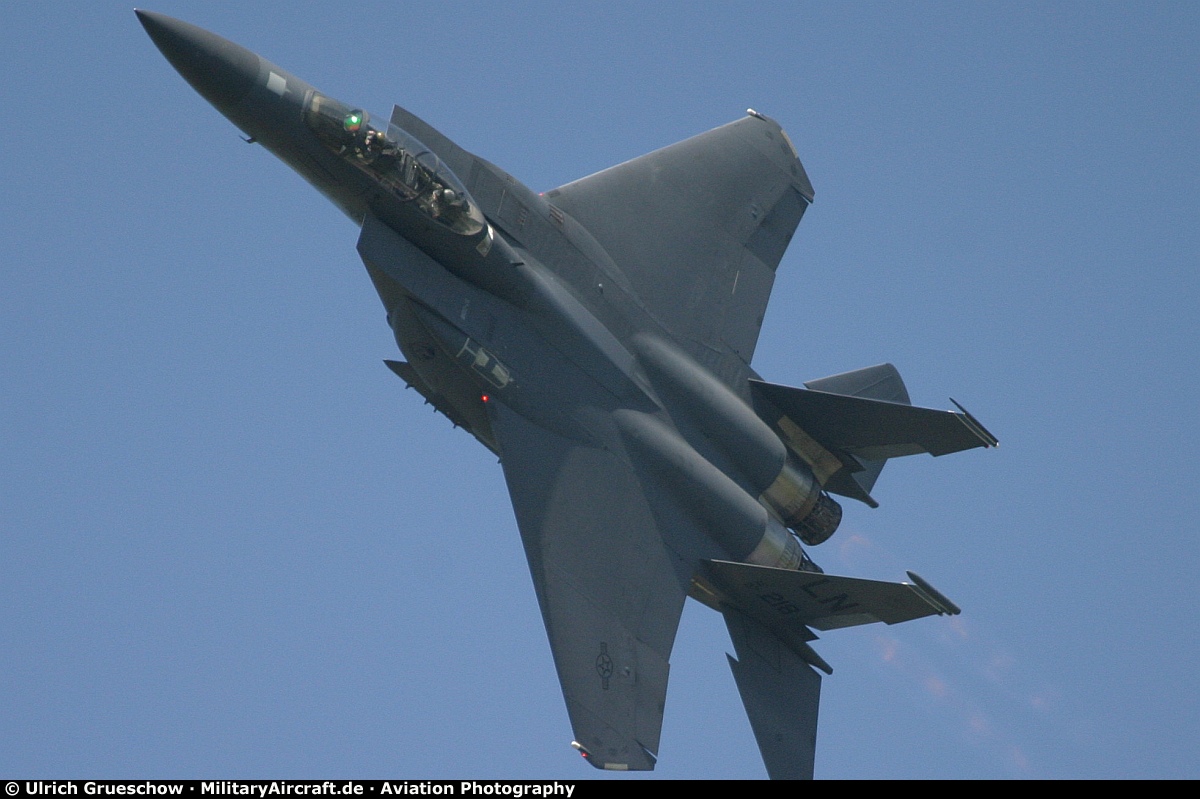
xmin=723 ymin=609 xmax=822 ymax=780
xmin=802 ymin=363 xmax=910 ymax=495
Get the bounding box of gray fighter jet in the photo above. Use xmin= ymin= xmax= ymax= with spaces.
xmin=138 ymin=11 xmax=997 ymax=779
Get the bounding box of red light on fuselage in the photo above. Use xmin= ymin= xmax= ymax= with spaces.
xmin=481 ymin=394 xmax=490 ymax=403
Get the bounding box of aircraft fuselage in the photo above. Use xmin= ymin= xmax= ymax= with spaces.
xmin=140 ymin=10 xmax=993 ymax=777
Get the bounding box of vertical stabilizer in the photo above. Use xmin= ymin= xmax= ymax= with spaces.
xmin=723 ymin=609 xmax=821 ymax=779
xmin=803 ymin=363 xmax=910 ymax=496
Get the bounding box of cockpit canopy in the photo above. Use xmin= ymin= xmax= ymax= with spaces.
xmin=304 ymin=94 xmax=485 ymax=236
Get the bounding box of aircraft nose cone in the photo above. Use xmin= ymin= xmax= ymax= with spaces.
xmin=136 ymin=10 xmax=259 ymax=114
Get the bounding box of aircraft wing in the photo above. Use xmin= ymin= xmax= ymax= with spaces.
xmin=546 ymin=113 xmax=814 ymax=363
xmin=486 ymin=401 xmax=692 ymax=771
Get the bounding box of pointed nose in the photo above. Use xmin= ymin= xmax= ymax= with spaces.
xmin=136 ymin=10 xmax=259 ymax=114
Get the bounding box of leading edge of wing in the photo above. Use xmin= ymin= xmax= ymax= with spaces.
xmin=545 ymin=112 xmax=815 ymax=364
xmin=486 ymin=401 xmax=692 ymax=772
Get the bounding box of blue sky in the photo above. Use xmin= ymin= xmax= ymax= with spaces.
xmin=2 ymin=1 xmax=1198 ymax=779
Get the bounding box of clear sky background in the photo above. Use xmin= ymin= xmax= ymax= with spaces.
xmin=3 ymin=1 xmax=1198 ymax=780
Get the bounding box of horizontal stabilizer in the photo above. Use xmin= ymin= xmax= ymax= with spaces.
xmin=751 ymin=378 xmax=998 ymax=460
xmin=705 ymin=559 xmax=958 ymax=634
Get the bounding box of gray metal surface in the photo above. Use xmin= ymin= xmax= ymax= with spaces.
xmin=706 ymin=559 xmax=955 ymax=633
xmin=489 ymin=401 xmax=690 ymax=771
xmin=724 ymin=609 xmax=822 ymax=780
xmin=547 ymin=114 xmax=813 ymax=365
xmin=139 ymin=10 xmax=995 ymax=778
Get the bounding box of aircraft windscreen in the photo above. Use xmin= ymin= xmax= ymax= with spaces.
xmin=304 ymin=94 xmax=485 ymax=236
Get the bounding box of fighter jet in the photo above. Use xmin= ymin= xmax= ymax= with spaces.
xmin=138 ymin=11 xmax=996 ymax=779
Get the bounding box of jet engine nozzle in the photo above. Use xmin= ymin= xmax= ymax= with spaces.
xmin=633 ymin=334 xmax=843 ymax=546
xmin=615 ymin=409 xmax=808 ymax=571
xmin=760 ymin=458 xmax=843 ymax=546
